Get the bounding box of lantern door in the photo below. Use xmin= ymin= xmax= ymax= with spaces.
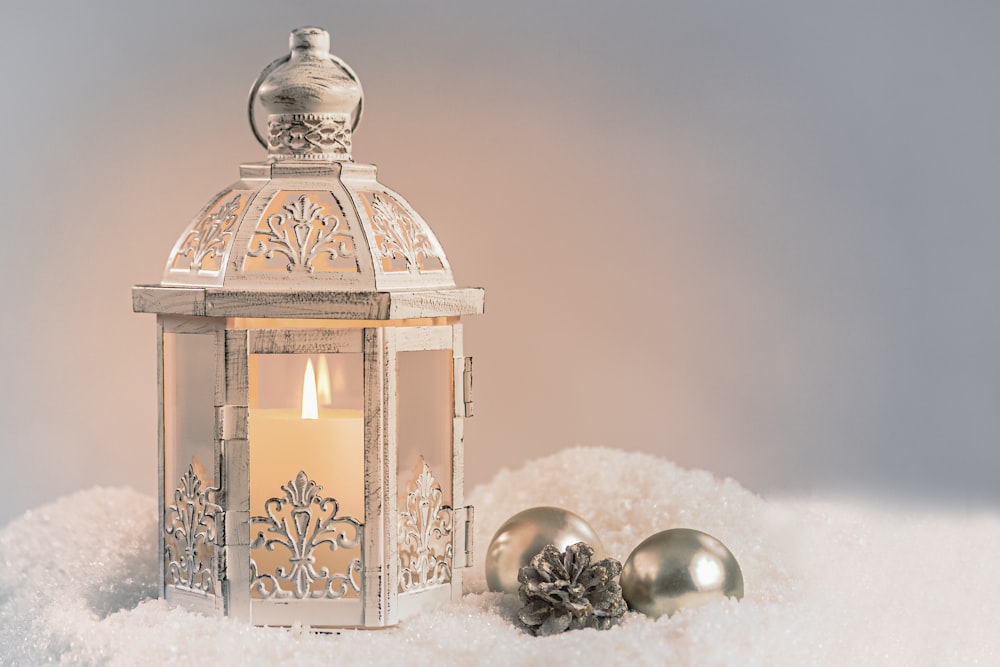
xmin=240 ymin=326 xmax=368 ymax=627
xmin=159 ymin=316 xmax=226 ymax=615
xmin=392 ymin=323 xmax=473 ymax=619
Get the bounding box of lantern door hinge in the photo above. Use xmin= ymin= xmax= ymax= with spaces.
xmin=216 ymin=546 xmax=228 ymax=582
xmin=453 ymin=505 xmax=475 ymax=569
xmin=216 ymin=405 xmax=248 ymax=440
xmin=217 ymin=510 xmax=250 ymax=584
xmin=462 ymin=356 xmax=474 ymax=418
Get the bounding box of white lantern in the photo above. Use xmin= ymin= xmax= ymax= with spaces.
xmin=132 ymin=27 xmax=483 ymax=628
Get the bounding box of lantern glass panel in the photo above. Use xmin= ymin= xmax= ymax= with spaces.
xmin=397 ymin=349 xmax=454 ymax=504
xmin=161 ymin=331 xmax=218 ymax=595
xmin=396 ymin=349 xmax=455 ymax=594
xmin=162 ymin=332 xmax=216 ymax=494
xmin=247 ymin=352 xmax=365 ymax=601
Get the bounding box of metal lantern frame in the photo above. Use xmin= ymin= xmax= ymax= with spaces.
xmin=132 ymin=27 xmax=483 ymax=628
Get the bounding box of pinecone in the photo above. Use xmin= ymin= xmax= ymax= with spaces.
xmin=516 ymin=541 xmax=627 ymax=636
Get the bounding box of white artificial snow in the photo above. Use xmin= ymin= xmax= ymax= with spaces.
xmin=1 ymin=446 xmax=998 ymax=665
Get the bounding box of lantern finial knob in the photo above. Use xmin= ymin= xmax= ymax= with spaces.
xmin=248 ymin=27 xmax=364 ymax=162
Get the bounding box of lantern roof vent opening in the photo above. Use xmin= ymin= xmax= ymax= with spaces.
xmin=134 ymin=27 xmax=483 ymax=320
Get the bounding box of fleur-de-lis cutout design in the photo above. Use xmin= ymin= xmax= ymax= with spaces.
xmin=174 ymin=194 xmax=242 ymax=272
xmin=250 ymin=471 xmax=363 ymax=600
xmin=246 ymin=193 xmax=357 ymax=273
xmin=165 ymin=462 xmax=221 ymax=593
xmin=398 ymin=458 xmax=453 ymax=592
xmin=368 ymin=194 xmax=442 ymax=272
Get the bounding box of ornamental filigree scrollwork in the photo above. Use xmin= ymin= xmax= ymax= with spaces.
xmin=367 ymin=193 xmax=444 ymax=273
xmin=165 ymin=462 xmax=221 ymax=593
xmin=172 ymin=193 xmax=243 ymax=272
xmin=398 ymin=458 xmax=453 ymax=593
xmin=246 ymin=193 xmax=358 ymax=273
xmin=250 ymin=471 xmax=363 ymax=600
xmin=268 ymin=113 xmax=351 ymax=160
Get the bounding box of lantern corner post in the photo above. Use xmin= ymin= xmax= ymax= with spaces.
xmin=219 ymin=326 xmax=251 ymax=621
xmin=155 ymin=315 xmax=167 ymax=600
xmin=361 ymin=325 xmax=400 ymax=627
xmin=450 ymin=322 xmax=477 ymax=600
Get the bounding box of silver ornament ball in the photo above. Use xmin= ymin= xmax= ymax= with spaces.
xmin=621 ymin=528 xmax=744 ymax=619
xmin=485 ymin=506 xmax=605 ymax=594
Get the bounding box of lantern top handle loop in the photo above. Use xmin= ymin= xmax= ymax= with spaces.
xmin=247 ymin=27 xmax=365 ymax=161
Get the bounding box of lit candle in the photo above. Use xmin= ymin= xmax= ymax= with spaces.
xmin=249 ymin=358 xmax=364 ymax=593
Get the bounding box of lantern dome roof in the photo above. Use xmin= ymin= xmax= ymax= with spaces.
xmin=159 ymin=160 xmax=457 ymax=293
xmin=162 ymin=26 xmax=453 ymax=293
xmin=134 ymin=28 xmax=483 ymax=320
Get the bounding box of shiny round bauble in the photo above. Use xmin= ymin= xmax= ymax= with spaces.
xmin=485 ymin=506 xmax=605 ymax=594
xmin=621 ymin=528 xmax=743 ymax=619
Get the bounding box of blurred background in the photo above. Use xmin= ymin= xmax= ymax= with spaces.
xmin=2 ymin=1 xmax=998 ymax=526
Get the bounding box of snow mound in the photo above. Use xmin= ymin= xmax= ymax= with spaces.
xmin=2 ymin=447 xmax=998 ymax=665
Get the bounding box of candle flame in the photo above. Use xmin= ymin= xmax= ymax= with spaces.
xmin=317 ymin=355 xmax=332 ymax=406
xmin=302 ymin=359 xmax=319 ymax=420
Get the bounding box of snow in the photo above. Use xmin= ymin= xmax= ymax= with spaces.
xmin=2 ymin=446 xmax=998 ymax=665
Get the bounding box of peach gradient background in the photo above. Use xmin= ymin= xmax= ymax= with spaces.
xmin=1 ymin=2 xmax=998 ymax=525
